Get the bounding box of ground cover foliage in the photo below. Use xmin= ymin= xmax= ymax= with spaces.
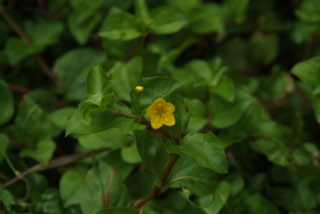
xmin=1 ymin=0 xmax=320 ymax=213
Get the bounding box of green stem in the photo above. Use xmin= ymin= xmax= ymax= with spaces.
xmin=112 ymin=108 xmax=139 ymax=119
xmin=4 ymin=153 xmax=21 ymax=178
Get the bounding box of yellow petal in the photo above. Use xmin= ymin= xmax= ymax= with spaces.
xmin=151 ymin=119 xmax=163 ymax=129
xmin=162 ymin=113 xmax=175 ymax=126
xmin=153 ymin=98 xmax=165 ymax=105
xmin=146 ymin=105 xmax=156 ymax=119
xmin=153 ymin=114 xmax=161 ymax=122
xmin=153 ymin=98 xmax=165 ymax=109
xmin=163 ymin=102 xmax=175 ymax=114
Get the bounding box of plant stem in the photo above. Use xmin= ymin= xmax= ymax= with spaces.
xmin=113 ymin=108 xmax=182 ymax=209
xmin=126 ymin=36 xmax=142 ymax=61
xmin=0 ymin=5 xmax=32 ymax=45
xmin=0 ymin=4 xmax=60 ymax=88
xmin=9 ymin=84 xmax=30 ymax=94
xmin=4 ymin=153 xmax=21 ymax=178
xmin=105 ymin=167 xmax=116 ymax=207
xmin=112 ymin=108 xmax=139 ymax=119
xmin=132 ymin=154 xmax=179 ymax=209
xmin=3 ymin=147 xmax=110 ymax=188
xmin=132 ymin=187 xmax=160 ymax=209
xmin=226 ymin=150 xmax=251 ymax=181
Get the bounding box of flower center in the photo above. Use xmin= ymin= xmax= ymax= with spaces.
xmin=155 ymin=104 xmax=165 ymax=115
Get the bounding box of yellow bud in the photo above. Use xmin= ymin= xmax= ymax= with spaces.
xmin=135 ymin=86 xmax=144 ymax=92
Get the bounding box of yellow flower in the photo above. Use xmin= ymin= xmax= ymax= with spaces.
xmin=135 ymin=86 xmax=144 ymax=92
xmin=146 ymin=98 xmax=175 ymax=129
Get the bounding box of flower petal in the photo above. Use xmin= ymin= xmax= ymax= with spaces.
xmin=146 ymin=105 xmax=156 ymax=119
xmin=163 ymin=102 xmax=175 ymax=114
xmin=162 ymin=113 xmax=175 ymax=126
xmin=153 ymin=98 xmax=165 ymax=106
xmin=151 ymin=119 xmax=163 ymax=129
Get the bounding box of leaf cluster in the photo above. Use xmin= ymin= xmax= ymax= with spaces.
xmin=1 ymin=0 xmax=320 ymax=213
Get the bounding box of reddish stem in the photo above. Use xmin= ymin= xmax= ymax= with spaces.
xmin=0 ymin=5 xmax=60 ymax=88
xmin=105 ymin=167 xmax=116 ymax=207
xmin=125 ymin=37 xmax=142 ymax=61
xmin=132 ymin=154 xmax=179 ymax=209
xmin=9 ymin=84 xmax=30 ymax=94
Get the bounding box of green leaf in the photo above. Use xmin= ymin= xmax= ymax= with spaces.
xmin=25 ymin=18 xmax=63 ymax=47
xmin=229 ymin=175 xmax=245 ymax=197
xmin=70 ymin=0 xmax=104 ymax=13
xmin=76 ymin=65 xmax=114 ymax=124
xmin=185 ymin=98 xmax=207 ymax=119
xmin=157 ymin=38 xmax=196 ymax=70
xmin=54 ymin=48 xmax=106 ymax=100
xmin=210 ymin=76 xmax=235 ymax=102
xmin=135 ymin=0 xmax=152 ymax=26
xmin=167 ymin=132 xmax=228 ymax=173
xmin=171 ymin=0 xmax=203 ymax=14
xmin=296 ymin=182 xmax=318 ymax=210
xmin=20 ymin=137 xmax=56 ymax=165
xmin=292 ymin=21 xmax=318 ymax=44
xmin=0 ymin=133 xmax=9 ymax=163
xmin=66 ymin=65 xmax=135 ymax=135
xmin=26 ymin=173 xmax=48 ymax=201
xmin=199 ymin=181 xmax=230 ymax=214
xmin=99 ymin=8 xmax=142 ymax=41
xmin=291 ymin=56 xmax=320 ymax=87
xmin=249 ymin=33 xmax=278 ymax=65
xmin=101 ymin=39 xmax=135 ymax=58
xmin=185 ymin=60 xmax=212 ymax=83
xmin=68 ymin=0 xmax=105 ymax=44
xmin=223 ymin=0 xmax=249 ymax=23
xmin=95 ymin=207 xmax=138 ymax=214
xmin=69 ymin=12 xmax=102 ymax=45
xmin=104 ymin=0 xmax=134 ymax=9
xmin=189 ymin=4 xmax=224 ymax=33
xmin=209 ymin=90 xmax=252 ymax=128
xmin=312 ymin=85 xmax=320 ymax=124
xmin=5 ymin=37 xmax=41 ymax=65
xmin=0 ymin=79 xmax=14 ymax=125
xmin=167 ymin=157 xmax=218 ymax=196
xmin=245 ymin=194 xmax=280 ymax=214
xmin=5 ymin=19 xmax=63 ymax=65
xmin=135 ymin=130 xmax=169 ymax=185
xmin=185 ymin=98 xmax=207 ymax=132
xmin=121 ymin=142 xmax=142 ymax=164
xmin=130 ymin=77 xmax=182 ymax=114
xmin=7 ymin=97 xmax=59 ymax=146
xmin=104 ymin=151 xmax=136 ymax=180
xmin=26 ymin=89 xmax=57 ymax=110
xmin=80 ymin=161 xmax=129 ymax=214
xmin=50 ymin=107 xmax=76 ymax=129
xmin=39 ymin=189 xmax=64 ymax=213
xmin=250 ymin=138 xmax=290 ymax=166
xmin=0 ymin=187 xmax=15 ymax=212
xmin=268 ymin=183 xmax=318 ymax=211
xmin=78 ymin=128 xmax=126 ymax=149
xmin=173 ymin=58 xmax=230 ymax=100
xmin=148 ymin=7 xmax=187 ymax=34
xmin=67 ymin=110 xmax=134 ymax=135
xmin=60 ymin=169 xmax=87 ymax=207
xmin=110 ymin=57 xmax=143 ymax=101
xmin=167 ymin=91 xmax=190 ymax=135
xmin=295 ymin=0 xmax=320 ymax=23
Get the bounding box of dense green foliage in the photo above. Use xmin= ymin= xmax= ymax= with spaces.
xmin=1 ymin=0 xmax=320 ymax=213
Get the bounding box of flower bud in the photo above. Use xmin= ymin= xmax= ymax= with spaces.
xmin=135 ymin=86 xmax=144 ymax=92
